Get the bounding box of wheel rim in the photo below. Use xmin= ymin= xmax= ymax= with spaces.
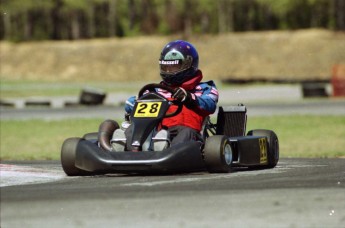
xmin=223 ymin=143 xmax=232 ymax=165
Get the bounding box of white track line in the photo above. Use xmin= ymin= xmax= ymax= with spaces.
xmin=0 ymin=164 xmax=65 ymax=187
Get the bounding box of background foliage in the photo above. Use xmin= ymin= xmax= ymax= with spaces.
xmin=1 ymin=0 xmax=345 ymax=42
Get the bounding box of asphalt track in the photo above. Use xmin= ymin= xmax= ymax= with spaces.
xmin=1 ymin=159 xmax=345 ymax=227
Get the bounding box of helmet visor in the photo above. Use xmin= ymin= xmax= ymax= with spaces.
xmin=159 ymin=57 xmax=192 ymax=75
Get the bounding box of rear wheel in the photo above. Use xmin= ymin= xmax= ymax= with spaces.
xmin=61 ymin=137 xmax=91 ymax=176
xmin=247 ymin=129 xmax=279 ymax=168
xmin=204 ymin=135 xmax=232 ymax=173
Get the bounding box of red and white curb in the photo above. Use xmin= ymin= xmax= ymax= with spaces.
xmin=0 ymin=164 xmax=65 ymax=187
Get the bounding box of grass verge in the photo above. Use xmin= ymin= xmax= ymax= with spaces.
xmin=0 ymin=80 xmax=142 ymax=98
xmin=0 ymin=115 xmax=344 ymax=160
xmin=247 ymin=115 xmax=345 ymax=158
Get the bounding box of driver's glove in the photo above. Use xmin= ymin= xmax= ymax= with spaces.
xmin=172 ymin=87 xmax=197 ymax=109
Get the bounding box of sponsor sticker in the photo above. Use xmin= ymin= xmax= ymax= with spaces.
xmin=159 ymin=60 xmax=180 ymax=65
xmin=259 ymin=138 xmax=268 ymax=164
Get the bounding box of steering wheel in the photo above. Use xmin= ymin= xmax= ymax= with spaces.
xmin=137 ymin=83 xmax=183 ymax=118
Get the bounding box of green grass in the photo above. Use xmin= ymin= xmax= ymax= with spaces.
xmin=247 ymin=115 xmax=345 ymax=158
xmin=1 ymin=115 xmax=344 ymax=160
xmin=0 ymin=80 xmax=142 ymax=98
xmin=0 ymin=119 xmax=103 ymax=160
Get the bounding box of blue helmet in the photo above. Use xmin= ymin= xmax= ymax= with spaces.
xmin=159 ymin=40 xmax=199 ymax=86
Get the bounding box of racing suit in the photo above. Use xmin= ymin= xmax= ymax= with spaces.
xmin=125 ymin=70 xmax=219 ymax=146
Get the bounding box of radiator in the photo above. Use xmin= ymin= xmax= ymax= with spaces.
xmin=216 ymin=105 xmax=247 ymax=137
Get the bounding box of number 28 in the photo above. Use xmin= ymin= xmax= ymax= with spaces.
xmin=137 ymin=103 xmax=160 ymax=114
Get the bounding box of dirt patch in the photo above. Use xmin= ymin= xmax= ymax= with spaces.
xmin=1 ymin=29 xmax=344 ymax=83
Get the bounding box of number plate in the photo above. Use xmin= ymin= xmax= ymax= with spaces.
xmin=133 ymin=102 xmax=162 ymax=118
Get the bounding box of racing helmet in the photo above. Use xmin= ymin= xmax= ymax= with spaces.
xmin=159 ymin=40 xmax=199 ymax=86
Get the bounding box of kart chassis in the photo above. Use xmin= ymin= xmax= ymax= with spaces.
xmin=61 ymin=84 xmax=279 ymax=175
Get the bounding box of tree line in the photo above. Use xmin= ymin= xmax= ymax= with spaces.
xmin=1 ymin=0 xmax=344 ymax=42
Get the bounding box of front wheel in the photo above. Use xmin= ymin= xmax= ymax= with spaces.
xmin=247 ymin=129 xmax=279 ymax=168
xmin=203 ymin=135 xmax=232 ymax=173
xmin=61 ymin=137 xmax=91 ymax=176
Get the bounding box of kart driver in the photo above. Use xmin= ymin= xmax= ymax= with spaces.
xmin=123 ymin=40 xmax=219 ymax=149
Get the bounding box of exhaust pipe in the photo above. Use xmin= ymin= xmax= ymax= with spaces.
xmin=98 ymin=119 xmax=119 ymax=151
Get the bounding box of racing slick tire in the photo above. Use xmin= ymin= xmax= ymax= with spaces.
xmin=247 ymin=129 xmax=279 ymax=168
xmin=204 ymin=135 xmax=232 ymax=173
xmin=82 ymin=132 xmax=98 ymax=140
xmin=61 ymin=137 xmax=91 ymax=176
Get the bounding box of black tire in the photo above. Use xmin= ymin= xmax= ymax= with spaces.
xmin=204 ymin=135 xmax=232 ymax=173
xmin=79 ymin=88 xmax=106 ymax=105
xmin=82 ymin=132 xmax=98 ymax=140
xmin=302 ymin=83 xmax=328 ymax=98
xmin=247 ymin=129 xmax=279 ymax=168
xmin=61 ymin=137 xmax=91 ymax=176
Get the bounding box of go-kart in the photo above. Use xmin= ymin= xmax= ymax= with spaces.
xmin=61 ymin=83 xmax=279 ymax=176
